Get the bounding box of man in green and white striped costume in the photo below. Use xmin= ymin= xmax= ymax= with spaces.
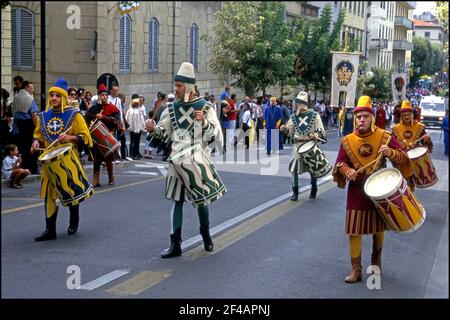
xmin=280 ymin=91 xmax=326 ymax=201
xmin=146 ymin=62 xmax=226 ymax=258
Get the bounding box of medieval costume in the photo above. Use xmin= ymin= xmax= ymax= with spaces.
xmin=147 ymin=62 xmax=226 ymax=258
xmin=281 ymin=91 xmax=326 ymax=200
xmin=332 ymin=96 xmax=411 ymax=283
xmin=32 ymin=78 xmax=93 ymax=241
xmin=85 ymin=84 xmax=121 ymax=186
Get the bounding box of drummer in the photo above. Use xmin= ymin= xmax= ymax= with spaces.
xmin=280 ymin=91 xmax=326 ymax=200
xmin=392 ymin=100 xmax=433 ymax=152
xmin=145 ymin=62 xmax=225 ymax=258
xmin=85 ymin=84 xmax=121 ymax=187
xmin=332 ymin=95 xmax=411 ymax=283
xmin=391 ymin=100 xmax=432 ymax=190
xmin=30 ymin=78 xmax=93 ymax=241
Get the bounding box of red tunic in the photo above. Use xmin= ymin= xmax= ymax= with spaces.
xmin=333 ymin=128 xmax=410 ymax=235
xmin=375 ymin=107 xmax=386 ymax=129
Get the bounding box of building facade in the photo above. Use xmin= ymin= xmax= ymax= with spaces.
xmin=4 ymin=1 xmax=226 ymax=109
xmin=413 ymin=11 xmax=445 ymax=46
xmin=393 ymin=1 xmax=415 ymax=72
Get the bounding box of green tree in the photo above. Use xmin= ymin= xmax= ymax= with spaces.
xmin=290 ymin=4 xmax=346 ymax=96
xmin=361 ymin=67 xmax=392 ymax=100
xmin=411 ymin=36 xmax=445 ymax=85
xmin=202 ymin=1 xmax=295 ymax=97
xmin=249 ymin=1 xmax=296 ymax=95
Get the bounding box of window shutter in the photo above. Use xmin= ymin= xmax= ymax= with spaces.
xmin=125 ymin=15 xmax=131 ymax=71
xmin=149 ymin=18 xmax=159 ymax=71
xmin=190 ymin=24 xmax=199 ymax=71
xmin=119 ymin=15 xmax=131 ymax=72
xmin=12 ymin=8 xmax=34 ymax=70
xmin=119 ymin=16 xmax=125 ymax=70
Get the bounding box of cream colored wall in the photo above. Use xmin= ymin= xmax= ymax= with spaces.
xmin=1 ymin=5 xmax=12 ymax=94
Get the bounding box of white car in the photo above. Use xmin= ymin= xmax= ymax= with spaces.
xmin=419 ymin=95 xmax=446 ymax=128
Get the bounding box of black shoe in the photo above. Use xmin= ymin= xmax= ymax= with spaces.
xmin=68 ymin=206 xmax=79 ymax=235
xmin=161 ymin=229 xmax=182 ymax=258
xmin=34 ymin=228 xmax=57 ymax=241
xmin=291 ymin=186 xmax=299 ymax=201
xmin=35 ymin=212 xmax=57 ymax=241
xmin=200 ymin=226 xmax=214 ymax=252
xmin=309 ymin=179 xmax=317 ymax=199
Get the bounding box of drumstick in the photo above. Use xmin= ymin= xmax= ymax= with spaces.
xmin=89 ymin=109 xmax=104 ymax=129
xmin=356 ymin=135 xmax=392 ymax=174
xmin=409 ymin=136 xmax=424 ymax=146
xmin=45 ymin=126 xmax=72 ymax=151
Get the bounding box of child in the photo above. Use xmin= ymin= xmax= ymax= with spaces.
xmin=2 ymin=144 xmax=30 ymax=189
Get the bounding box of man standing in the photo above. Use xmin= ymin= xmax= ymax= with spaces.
xmin=332 ymin=96 xmax=411 ymax=283
xmin=280 ymin=92 xmax=326 ymax=200
xmin=85 ymin=84 xmax=121 ymax=187
xmin=263 ymin=97 xmax=282 ymax=155
xmin=11 ymin=80 xmax=39 ymax=174
xmin=145 ymin=62 xmax=226 ymax=258
xmin=108 ymin=84 xmax=128 ymax=161
xmin=392 ymin=100 xmax=433 ymax=152
xmin=442 ymin=108 xmax=448 ymax=157
xmin=31 ymin=78 xmax=93 ymax=241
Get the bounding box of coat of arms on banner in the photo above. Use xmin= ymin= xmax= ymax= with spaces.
xmin=335 ymin=60 xmax=354 ymax=86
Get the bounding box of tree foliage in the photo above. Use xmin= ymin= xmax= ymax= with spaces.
xmin=360 ymin=67 xmax=392 ymax=101
xmin=202 ymin=1 xmax=295 ymax=96
xmin=411 ymin=36 xmax=445 ymax=85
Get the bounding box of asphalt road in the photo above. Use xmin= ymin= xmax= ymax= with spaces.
xmin=1 ymin=128 xmax=448 ymax=299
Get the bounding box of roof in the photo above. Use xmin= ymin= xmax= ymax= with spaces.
xmin=414 ymin=19 xmax=443 ymax=29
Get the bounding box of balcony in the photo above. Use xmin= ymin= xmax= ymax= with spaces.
xmin=369 ymin=39 xmax=389 ymax=49
xmin=405 ymin=1 xmax=416 ymax=9
xmin=394 ymin=16 xmax=413 ymax=29
xmin=393 ymin=40 xmax=414 ymax=51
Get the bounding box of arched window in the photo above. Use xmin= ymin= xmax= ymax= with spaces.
xmin=148 ymin=17 xmax=159 ymax=72
xmin=119 ymin=15 xmax=132 ymax=72
xmin=189 ymin=23 xmax=199 ymax=71
xmin=12 ymin=7 xmax=35 ymax=70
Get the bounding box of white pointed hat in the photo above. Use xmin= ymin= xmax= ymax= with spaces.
xmin=174 ymin=62 xmax=196 ymax=85
xmin=295 ymin=91 xmax=308 ymax=105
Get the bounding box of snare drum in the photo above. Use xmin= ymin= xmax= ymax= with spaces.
xmin=90 ymin=121 xmax=120 ymax=158
xmin=39 ymin=144 xmax=94 ymax=207
xmin=407 ymin=146 xmax=438 ymax=188
xmin=297 ymin=140 xmax=332 ymax=178
xmin=364 ymin=168 xmax=426 ymax=233
xmin=168 ymin=144 xmax=226 ymax=207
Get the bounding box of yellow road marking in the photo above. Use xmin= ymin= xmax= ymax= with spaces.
xmin=1 ymin=176 xmax=165 ymax=215
xmin=105 ymin=271 xmax=171 ymax=295
xmin=184 ymin=181 xmax=335 ymax=261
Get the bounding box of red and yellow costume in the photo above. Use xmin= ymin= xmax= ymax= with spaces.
xmin=332 ymin=96 xmax=411 ymax=283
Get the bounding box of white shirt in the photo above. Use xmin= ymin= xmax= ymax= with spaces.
xmin=2 ymin=155 xmax=17 ymax=179
xmin=108 ymin=95 xmax=124 ymax=121
xmin=242 ymin=109 xmax=252 ymax=127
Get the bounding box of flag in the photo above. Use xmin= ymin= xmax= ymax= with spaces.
xmin=391 ymin=73 xmax=407 ymax=103
xmin=118 ymin=1 xmax=140 ymax=16
xmin=330 ymin=52 xmax=360 ymax=108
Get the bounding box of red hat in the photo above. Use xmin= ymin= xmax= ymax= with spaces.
xmin=98 ymin=84 xmax=109 ymax=95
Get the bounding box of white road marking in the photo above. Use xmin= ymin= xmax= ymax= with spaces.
xmin=123 ymin=171 xmax=159 ymax=176
xmin=181 ymin=175 xmax=333 ymax=249
xmin=77 ymin=269 xmax=131 ymax=290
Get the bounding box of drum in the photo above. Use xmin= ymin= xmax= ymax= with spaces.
xmin=168 ymin=144 xmax=226 ymax=207
xmin=38 ymin=144 xmax=94 ymax=207
xmin=364 ymin=168 xmax=426 ymax=233
xmin=297 ymin=140 xmax=332 ymax=178
xmin=407 ymin=146 xmax=438 ymax=188
xmin=90 ymin=121 xmax=120 ymax=158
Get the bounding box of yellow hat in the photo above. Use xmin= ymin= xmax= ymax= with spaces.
xmin=400 ymin=100 xmax=413 ymax=113
xmin=354 ymin=96 xmax=374 ymax=115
